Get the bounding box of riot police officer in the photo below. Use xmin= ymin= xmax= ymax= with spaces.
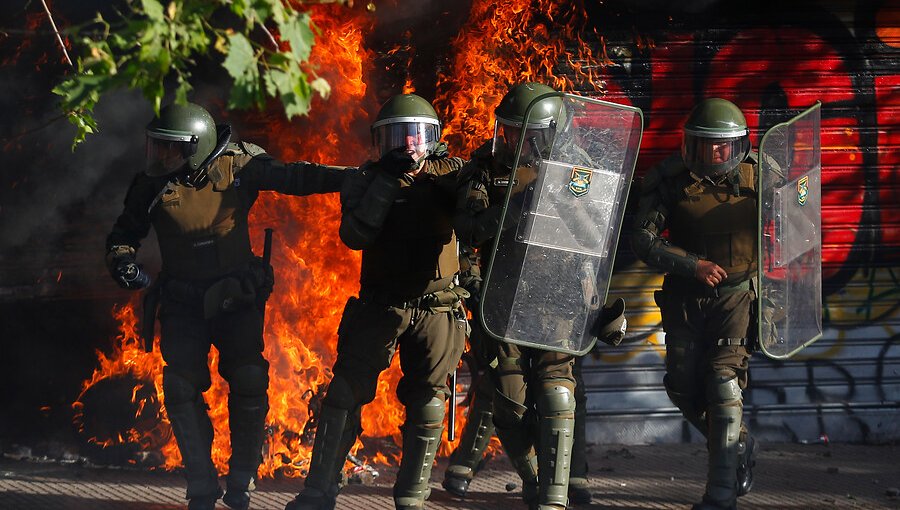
xmin=284 ymin=94 xmax=467 ymax=510
xmin=453 ymin=83 xmax=625 ymax=510
xmin=106 ymin=102 xmax=347 ymax=510
xmin=632 ymin=98 xmax=759 ymax=510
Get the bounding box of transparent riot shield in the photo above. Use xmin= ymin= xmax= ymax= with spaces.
xmin=479 ymin=93 xmax=643 ymax=355
xmin=758 ymin=102 xmax=823 ymax=359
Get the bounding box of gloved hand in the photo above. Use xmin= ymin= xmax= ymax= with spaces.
xmin=115 ymin=261 xmax=152 ymax=290
xmin=106 ymin=245 xmax=151 ymax=290
xmin=593 ymin=297 xmax=627 ymax=346
xmin=378 ymin=147 xmax=418 ymax=177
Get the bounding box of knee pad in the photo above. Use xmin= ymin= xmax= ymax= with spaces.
xmin=706 ymin=374 xmax=742 ymax=406
xmin=405 ymin=395 xmax=445 ymax=428
xmin=536 ymin=383 xmax=576 ymax=419
xmin=162 ymin=368 xmax=201 ymax=406
xmin=664 ymin=373 xmax=702 ymax=406
xmin=492 ymin=390 xmax=528 ymax=429
xmin=323 ymin=373 xmax=359 ymax=410
xmin=227 ymin=364 xmax=269 ymax=397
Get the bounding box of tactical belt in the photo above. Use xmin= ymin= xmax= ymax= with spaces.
xmin=663 ymin=276 xmax=752 ymax=298
xmin=359 ymin=283 xmax=469 ymax=312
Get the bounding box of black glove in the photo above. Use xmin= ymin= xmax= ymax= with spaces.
xmin=106 ymin=245 xmax=150 ymax=290
xmin=378 ymin=147 xmax=418 ymax=177
xmin=115 ymin=261 xmax=152 ymax=290
xmin=593 ymin=297 xmax=627 ymax=346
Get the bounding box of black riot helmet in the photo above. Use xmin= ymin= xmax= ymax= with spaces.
xmin=682 ymin=98 xmax=751 ymax=179
xmin=492 ymin=82 xmax=564 ymax=170
xmin=145 ymin=102 xmax=217 ymax=177
xmin=371 ymin=94 xmax=441 ymax=165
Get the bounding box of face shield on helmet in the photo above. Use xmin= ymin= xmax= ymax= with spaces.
xmin=492 ymin=121 xmax=555 ymax=170
xmin=145 ymin=131 xmax=199 ymax=176
xmin=144 ymin=102 xmax=217 ymax=178
xmin=682 ymin=133 xmax=750 ymax=178
xmin=372 ymin=120 xmax=440 ymax=162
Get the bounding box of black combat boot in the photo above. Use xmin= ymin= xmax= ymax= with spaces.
xmin=691 ymin=494 xmax=736 ymax=510
xmin=166 ymin=396 xmax=221 ymax=508
xmin=188 ymin=487 xmax=224 ymax=510
xmin=285 ymin=404 xmax=354 ymax=510
xmin=442 ymin=387 xmax=494 ymax=498
xmin=224 ymin=391 xmax=269 ymax=510
xmin=736 ymin=430 xmax=758 ymax=496
xmin=701 ymin=379 xmax=742 ymax=510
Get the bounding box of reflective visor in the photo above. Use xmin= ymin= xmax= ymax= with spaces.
xmin=145 ymin=136 xmax=197 ymax=176
xmin=372 ymin=122 xmax=439 ymax=160
xmin=491 ymin=120 xmax=553 ymax=168
xmin=682 ymin=133 xmax=749 ymax=178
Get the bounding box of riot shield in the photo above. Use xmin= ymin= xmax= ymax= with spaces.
xmin=758 ymin=102 xmax=823 ymax=359
xmin=479 ymin=93 xmax=643 ymax=355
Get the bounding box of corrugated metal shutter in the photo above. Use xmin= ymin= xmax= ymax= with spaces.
xmin=578 ymin=2 xmax=900 ymax=445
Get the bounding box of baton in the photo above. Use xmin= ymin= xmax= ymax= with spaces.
xmin=260 ymin=228 xmax=274 ymax=333
xmin=448 ymin=368 xmax=457 ymax=441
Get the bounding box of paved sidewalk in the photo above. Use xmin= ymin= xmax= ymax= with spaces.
xmin=1 ymin=443 xmax=899 ymax=509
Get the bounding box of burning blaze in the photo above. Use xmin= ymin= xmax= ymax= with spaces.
xmin=76 ymin=0 xmax=613 ymax=477
xmin=435 ymin=0 xmax=607 ymax=156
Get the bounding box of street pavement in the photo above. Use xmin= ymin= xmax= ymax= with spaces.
xmin=1 ymin=443 xmax=899 ymax=509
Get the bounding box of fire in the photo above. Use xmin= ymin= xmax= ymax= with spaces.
xmin=434 ymin=0 xmax=607 ymax=156
xmin=76 ymin=0 xmax=615 ymax=478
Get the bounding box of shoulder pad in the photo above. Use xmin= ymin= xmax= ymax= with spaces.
xmin=744 ymin=150 xmax=759 ymax=164
xmin=658 ymin=153 xmax=687 ymax=178
xmin=224 ymin=142 xmax=243 ymax=155
xmin=640 ymin=153 xmax=686 ymax=195
xmin=238 ymin=140 xmax=272 ymax=160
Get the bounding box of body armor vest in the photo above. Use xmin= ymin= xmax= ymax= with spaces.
xmin=152 ymin=155 xmax=253 ymax=280
xmin=667 ymin=162 xmax=758 ymax=284
xmin=359 ymin=157 xmax=460 ymax=298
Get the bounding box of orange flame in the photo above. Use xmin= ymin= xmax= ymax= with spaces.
xmin=77 ymin=0 xmax=615 ymax=476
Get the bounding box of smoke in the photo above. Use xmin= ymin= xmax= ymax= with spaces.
xmin=0 ymin=88 xmax=150 ymax=252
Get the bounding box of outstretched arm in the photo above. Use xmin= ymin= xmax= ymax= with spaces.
xmin=237 ymin=154 xmax=350 ymax=196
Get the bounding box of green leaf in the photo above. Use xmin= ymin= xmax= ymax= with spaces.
xmin=310 ymin=77 xmax=331 ymax=99
xmin=141 ymin=0 xmax=165 ymax=21
xmin=222 ymin=33 xmax=257 ymax=81
xmin=278 ymin=13 xmax=314 ymax=62
xmin=223 ymin=34 xmax=262 ymax=109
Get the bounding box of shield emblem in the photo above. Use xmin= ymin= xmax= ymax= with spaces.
xmin=479 ymin=93 xmax=643 ymax=355
xmin=568 ymin=167 xmax=593 ymax=197
xmin=758 ymin=102 xmax=823 ymax=359
xmin=797 ymin=175 xmax=809 ymax=205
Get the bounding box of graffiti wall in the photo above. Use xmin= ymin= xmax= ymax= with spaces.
xmin=579 ymin=1 xmax=900 ymax=445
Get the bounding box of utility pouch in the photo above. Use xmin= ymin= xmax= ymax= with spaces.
xmin=203 ymin=276 xmax=257 ymax=319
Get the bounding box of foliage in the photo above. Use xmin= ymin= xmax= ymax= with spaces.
xmin=53 ymin=0 xmax=337 ymax=149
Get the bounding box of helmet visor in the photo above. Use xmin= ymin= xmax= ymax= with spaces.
xmin=372 ymin=122 xmax=439 ymax=162
xmin=491 ymin=121 xmax=553 ymax=169
xmin=682 ymin=133 xmax=749 ymax=178
xmin=145 ymin=137 xmax=198 ymax=176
